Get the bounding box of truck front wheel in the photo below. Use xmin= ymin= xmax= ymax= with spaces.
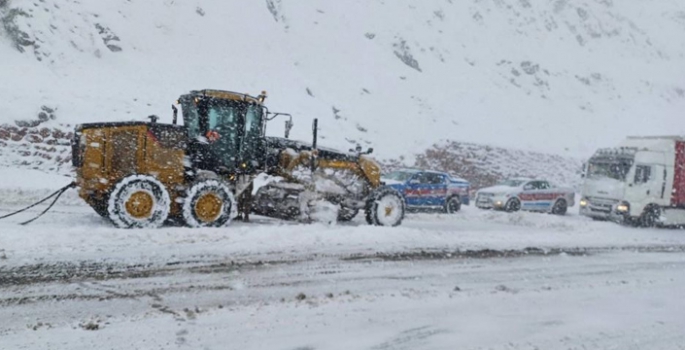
xmin=444 ymin=196 xmax=461 ymax=214
xmin=640 ymin=205 xmax=661 ymax=228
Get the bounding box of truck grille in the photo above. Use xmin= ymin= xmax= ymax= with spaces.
xmin=477 ymin=193 xmax=494 ymax=205
xmin=587 ymin=197 xmax=618 ymax=213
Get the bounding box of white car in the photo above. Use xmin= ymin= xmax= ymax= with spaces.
xmin=475 ymin=178 xmax=575 ymax=215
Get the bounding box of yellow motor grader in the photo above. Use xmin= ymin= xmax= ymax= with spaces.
xmin=70 ymin=89 xmax=405 ymax=228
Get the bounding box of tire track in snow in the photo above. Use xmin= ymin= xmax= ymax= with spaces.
xmin=3 ymin=244 xmax=685 ymax=287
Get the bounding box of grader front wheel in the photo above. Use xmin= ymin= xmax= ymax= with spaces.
xmin=365 ymin=187 xmax=405 ymax=227
xmin=182 ymin=179 xmax=237 ymax=228
xmin=107 ymin=175 xmax=171 ymax=229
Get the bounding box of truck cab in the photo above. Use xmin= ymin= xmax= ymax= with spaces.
xmin=580 ymin=136 xmax=680 ymax=226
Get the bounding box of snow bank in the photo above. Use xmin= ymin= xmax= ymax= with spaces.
xmin=2 ymin=204 xmax=685 ymax=269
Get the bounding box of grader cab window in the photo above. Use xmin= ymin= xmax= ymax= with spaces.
xmin=244 ymin=105 xmax=264 ymax=139
xmin=180 ymin=95 xmax=267 ymax=172
xmin=241 ymin=104 xmax=265 ymax=163
xmin=182 ymin=103 xmax=201 ymax=139
xmin=207 ymin=102 xmax=239 ymax=162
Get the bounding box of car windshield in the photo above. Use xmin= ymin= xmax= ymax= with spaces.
xmin=384 ymin=171 xmax=415 ymax=181
xmin=587 ymin=159 xmax=633 ymax=181
xmin=498 ymin=179 xmax=526 ymax=187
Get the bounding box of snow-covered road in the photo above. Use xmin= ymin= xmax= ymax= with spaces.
xmin=1 ymin=202 xmax=685 ymax=349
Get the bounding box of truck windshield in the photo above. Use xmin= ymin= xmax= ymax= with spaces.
xmin=587 ymin=160 xmax=632 ymax=181
xmin=384 ymin=171 xmax=414 ymax=181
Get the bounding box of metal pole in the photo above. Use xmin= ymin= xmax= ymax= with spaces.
xmin=172 ymin=105 xmax=178 ymax=125
xmin=311 ymin=118 xmax=318 ymax=172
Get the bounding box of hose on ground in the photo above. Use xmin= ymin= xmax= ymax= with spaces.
xmin=0 ymin=182 xmax=76 ymax=225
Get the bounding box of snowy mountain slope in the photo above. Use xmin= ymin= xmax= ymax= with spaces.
xmin=0 ymin=0 xmax=684 ymax=163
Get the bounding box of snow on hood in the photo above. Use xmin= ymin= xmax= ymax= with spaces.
xmin=478 ymin=185 xmax=520 ymax=194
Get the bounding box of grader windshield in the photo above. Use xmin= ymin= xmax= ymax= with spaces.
xmin=179 ymin=90 xmax=266 ymax=173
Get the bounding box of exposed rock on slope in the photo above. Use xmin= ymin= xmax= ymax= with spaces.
xmin=385 ymin=141 xmax=582 ymax=190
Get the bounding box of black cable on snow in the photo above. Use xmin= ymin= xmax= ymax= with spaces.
xmin=0 ymin=182 xmax=76 ymax=225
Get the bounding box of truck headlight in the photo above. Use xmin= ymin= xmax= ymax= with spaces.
xmin=579 ymin=199 xmax=588 ymax=207
xmin=616 ymin=203 xmax=629 ymax=212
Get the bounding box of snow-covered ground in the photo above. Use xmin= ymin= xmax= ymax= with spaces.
xmin=2 ymin=170 xmax=685 ymax=349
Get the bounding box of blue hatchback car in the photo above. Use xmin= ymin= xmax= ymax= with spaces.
xmin=381 ymin=169 xmax=470 ymax=213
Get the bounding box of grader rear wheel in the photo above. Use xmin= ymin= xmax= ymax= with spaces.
xmin=182 ymin=179 xmax=236 ymax=228
xmin=107 ymin=175 xmax=171 ymax=229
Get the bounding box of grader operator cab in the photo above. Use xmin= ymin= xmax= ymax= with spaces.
xmin=71 ymin=89 xmax=405 ymax=229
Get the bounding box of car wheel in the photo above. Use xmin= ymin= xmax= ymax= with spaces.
xmin=444 ymin=196 xmax=461 ymax=214
xmin=551 ymin=199 xmax=568 ymax=215
xmin=504 ymin=198 xmax=521 ymax=212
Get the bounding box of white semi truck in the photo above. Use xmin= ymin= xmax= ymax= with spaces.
xmin=580 ymin=136 xmax=685 ymax=227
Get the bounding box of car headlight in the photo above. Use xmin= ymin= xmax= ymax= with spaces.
xmin=579 ymin=199 xmax=588 ymax=207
